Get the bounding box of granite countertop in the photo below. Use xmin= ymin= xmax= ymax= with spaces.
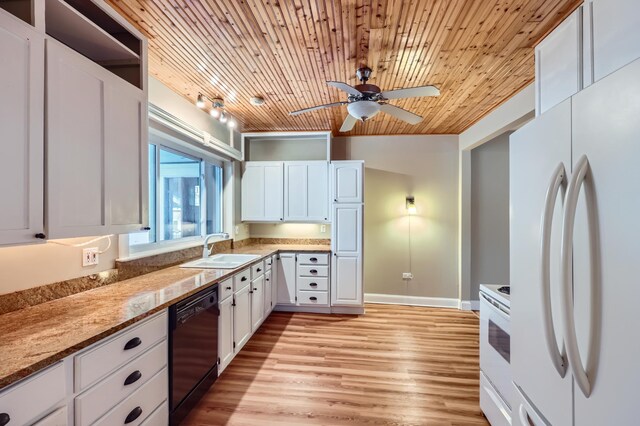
xmin=0 ymin=244 xmax=330 ymax=390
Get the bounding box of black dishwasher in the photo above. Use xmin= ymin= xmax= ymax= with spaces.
xmin=169 ymin=285 xmax=219 ymax=425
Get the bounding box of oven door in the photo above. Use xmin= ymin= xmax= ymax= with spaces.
xmin=480 ymin=292 xmax=515 ymax=410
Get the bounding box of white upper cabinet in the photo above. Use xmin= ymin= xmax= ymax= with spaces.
xmin=0 ymin=13 xmax=45 ymax=245
xmin=241 ymin=161 xmax=284 ymax=222
xmin=331 ymin=161 xmax=363 ymax=204
xmin=46 ymin=40 xmax=148 ymax=238
xmin=591 ymin=0 xmax=640 ymax=81
xmin=284 ymin=161 xmax=329 ymax=222
xmin=46 ymin=40 xmax=108 ymax=238
xmin=535 ymin=7 xmax=582 ymax=115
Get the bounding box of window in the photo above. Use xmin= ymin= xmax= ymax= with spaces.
xmin=129 ymin=137 xmax=225 ymax=249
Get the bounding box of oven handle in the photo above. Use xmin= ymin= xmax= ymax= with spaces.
xmin=479 ymin=292 xmax=509 ymax=320
xmin=560 ymin=155 xmax=591 ymax=397
xmin=540 ymin=162 xmax=567 ymax=378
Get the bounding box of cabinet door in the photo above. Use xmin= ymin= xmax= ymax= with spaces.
xmin=233 ymin=285 xmax=252 ymax=352
xmin=242 ymin=162 xmax=283 ymax=221
xmin=333 ymin=204 xmax=362 ymax=257
xmin=0 ymin=15 xmax=44 ymax=245
xmin=218 ymin=296 xmax=234 ymax=373
xmin=276 ymin=253 xmax=296 ymax=305
xmin=105 ymin=80 xmax=148 ymax=233
xmin=592 ymin=0 xmax=640 ymax=81
xmin=46 ymin=41 xmax=107 ymax=238
xmin=250 ymin=275 xmax=264 ymax=332
xmin=535 ymin=7 xmax=582 ymax=115
xmin=509 ymin=100 xmax=572 ymax=426
xmin=331 ymin=161 xmax=363 ymax=203
xmin=270 ymin=255 xmax=278 ymax=308
xmin=331 ymin=255 xmax=362 ymax=306
xmin=284 ymin=162 xmax=328 ymax=222
xmin=264 ymin=270 xmax=273 ymax=316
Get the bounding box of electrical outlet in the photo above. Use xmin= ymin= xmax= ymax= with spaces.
xmin=235 ymin=225 xmax=240 ymax=235
xmin=402 ymin=272 xmax=413 ymax=280
xmin=82 ymin=248 xmax=99 ymax=267
xmin=320 ymin=224 xmax=327 ymax=233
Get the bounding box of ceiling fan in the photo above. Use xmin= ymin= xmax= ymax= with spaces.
xmin=289 ymin=67 xmax=440 ymax=132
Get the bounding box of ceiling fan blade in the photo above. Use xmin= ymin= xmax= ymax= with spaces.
xmin=289 ymin=102 xmax=345 ymax=116
xmin=380 ymin=85 xmax=440 ymax=100
xmin=380 ymin=104 xmax=423 ymax=125
xmin=339 ymin=114 xmax=358 ymax=132
xmin=327 ymin=81 xmax=362 ymax=96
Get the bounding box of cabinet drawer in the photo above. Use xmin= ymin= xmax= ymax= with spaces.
xmin=219 ymin=278 xmax=233 ymax=301
xmin=0 ymin=362 xmax=66 ymax=426
xmin=298 ymin=277 xmax=328 ymax=291
xmin=33 ymin=406 xmax=67 ymax=426
xmin=75 ymin=311 xmax=167 ymax=392
xmin=297 ymin=291 xmax=329 ymax=306
xmin=251 ymin=261 xmax=265 ymax=279
xmin=298 ymin=253 xmax=329 ymax=265
xmin=94 ymin=368 xmax=167 ymax=426
xmin=75 ymin=341 xmax=167 ymax=426
xmin=234 ymin=268 xmax=251 ymax=291
xmin=139 ymin=401 xmax=167 ymax=426
xmin=297 ymin=265 xmax=329 ymax=277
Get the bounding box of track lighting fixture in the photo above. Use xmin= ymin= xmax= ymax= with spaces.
xmin=194 ymin=94 xmax=236 ymax=129
xmin=196 ymin=94 xmax=206 ymax=109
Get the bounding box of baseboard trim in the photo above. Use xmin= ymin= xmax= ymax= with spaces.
xmin=364 ymin=293 xmax=459 ymax=309
xmin=459 ymin=300 xmax=480 ymax=311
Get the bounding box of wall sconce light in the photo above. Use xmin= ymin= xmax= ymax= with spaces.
xmin=406 ymin=196 xmax=417 ymax=215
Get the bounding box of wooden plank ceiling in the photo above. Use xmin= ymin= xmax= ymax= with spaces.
xmin=106 ymin=0 xmax=581 ymax=135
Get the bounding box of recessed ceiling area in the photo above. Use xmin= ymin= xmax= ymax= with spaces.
xmin=106 ymin=0 xmax=581 ymax=135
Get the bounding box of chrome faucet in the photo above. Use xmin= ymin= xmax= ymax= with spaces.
xmin=202 ymin=232 xmax=230 ymax=258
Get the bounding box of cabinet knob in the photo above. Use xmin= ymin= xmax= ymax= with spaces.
xmin=280 ymin=218 xmax=284 ymax=221
xmin=123 ymin=337 xmax=142 ymax=351
xmin=257 ymin=268 xmax=262 ymax=272
xmin=226 ymin=286 xmax=232 ymax=290
xmin=35 ymin=233 xmax=46 ymax=240
xmin=310 ymin=297 xmax=317 ymax=301
xmin=141 ymin=226 xmax=151 ymax=231
xmin=0 ymin=413 xmax=10 ymax=426
xmin=241 ymin=277 xmax=247 ymax=282
xmin=253 ymin=287 xmax=258 ymax=291
xmin=124 ymin=407 xmax=143 ymax=424
xmin=124 ymin=370 xmax=142 ymax=386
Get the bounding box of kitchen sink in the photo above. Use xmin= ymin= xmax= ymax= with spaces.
xmin=180 ymin=254 xmax=261 ymax=269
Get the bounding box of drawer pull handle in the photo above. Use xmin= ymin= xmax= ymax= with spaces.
xmin=310 ymin=257 xmax=318 ymax=262
xmin=249 ymin=290 xmax=254 ymax=294
xmin=310 ymin=269 xmax=318 ymax=274
xmin=241 ymin=277 xmax=247 ymax=282
xmin=257 ymin=268 xmax=262 ymax=272
xmin=124 ymin=406 xmax=143 ymax=424
xmin=0 ymin=413 xmax=10 ymax=426
xmin=310 ymin=297 xmax=317 ymax=301
xmin=226 ymin=286 xmax=232 ymax=290
xmin=124 ymin=370 xmax=142 ymax=386
xmin=124 ymin=337 xmax=142 ymax=351
xmin=309 ymin=283 xmax=318 ymax=287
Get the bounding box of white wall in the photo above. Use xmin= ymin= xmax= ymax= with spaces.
xmin=470 ymin=133 xmax=510 ymax=300
xmin=334 ymin=135 xmax=460 ymax=300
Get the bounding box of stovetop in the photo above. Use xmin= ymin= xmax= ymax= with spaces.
xmin=479 ymin=284 xmax=510 ymax=308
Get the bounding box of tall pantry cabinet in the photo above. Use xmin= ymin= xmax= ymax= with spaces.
xmin=331 ymin=161 xmax=364 ymax=307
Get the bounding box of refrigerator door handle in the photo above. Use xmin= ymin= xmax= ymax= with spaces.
xmin=560 ymin=154 xmax=592 ymax=397
xmin=540 ymin=163 xmax=568 ymax=378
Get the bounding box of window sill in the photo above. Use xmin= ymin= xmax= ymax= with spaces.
xmin=117 ymin=236 xmax=232 ymax=262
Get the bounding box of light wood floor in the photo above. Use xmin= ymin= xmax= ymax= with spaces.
xmin=183 ymin=304 xmax=488 ymax=426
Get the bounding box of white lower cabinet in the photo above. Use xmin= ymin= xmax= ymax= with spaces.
xmin=233 ymin=283 xmax=252 ymax=352
xmin=250 ymin=275 xmax=265 ymax=332
xmin=276 ymin=253 xmax=297 ymax=305
xmin=0 ymin=362 xmax=66 ymax=426
xmin=218 ymin=295 xmax=234 ymax=373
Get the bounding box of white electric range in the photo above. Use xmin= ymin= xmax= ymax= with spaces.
xmin=479 ymin=284 xmax=513 ymax=426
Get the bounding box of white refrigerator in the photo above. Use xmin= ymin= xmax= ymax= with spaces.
xmin=510 ymin=57 xmax=640 ymax=425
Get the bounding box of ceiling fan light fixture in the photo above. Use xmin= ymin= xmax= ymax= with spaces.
xmin=347 ymin=100 xmax=381 ymax=121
